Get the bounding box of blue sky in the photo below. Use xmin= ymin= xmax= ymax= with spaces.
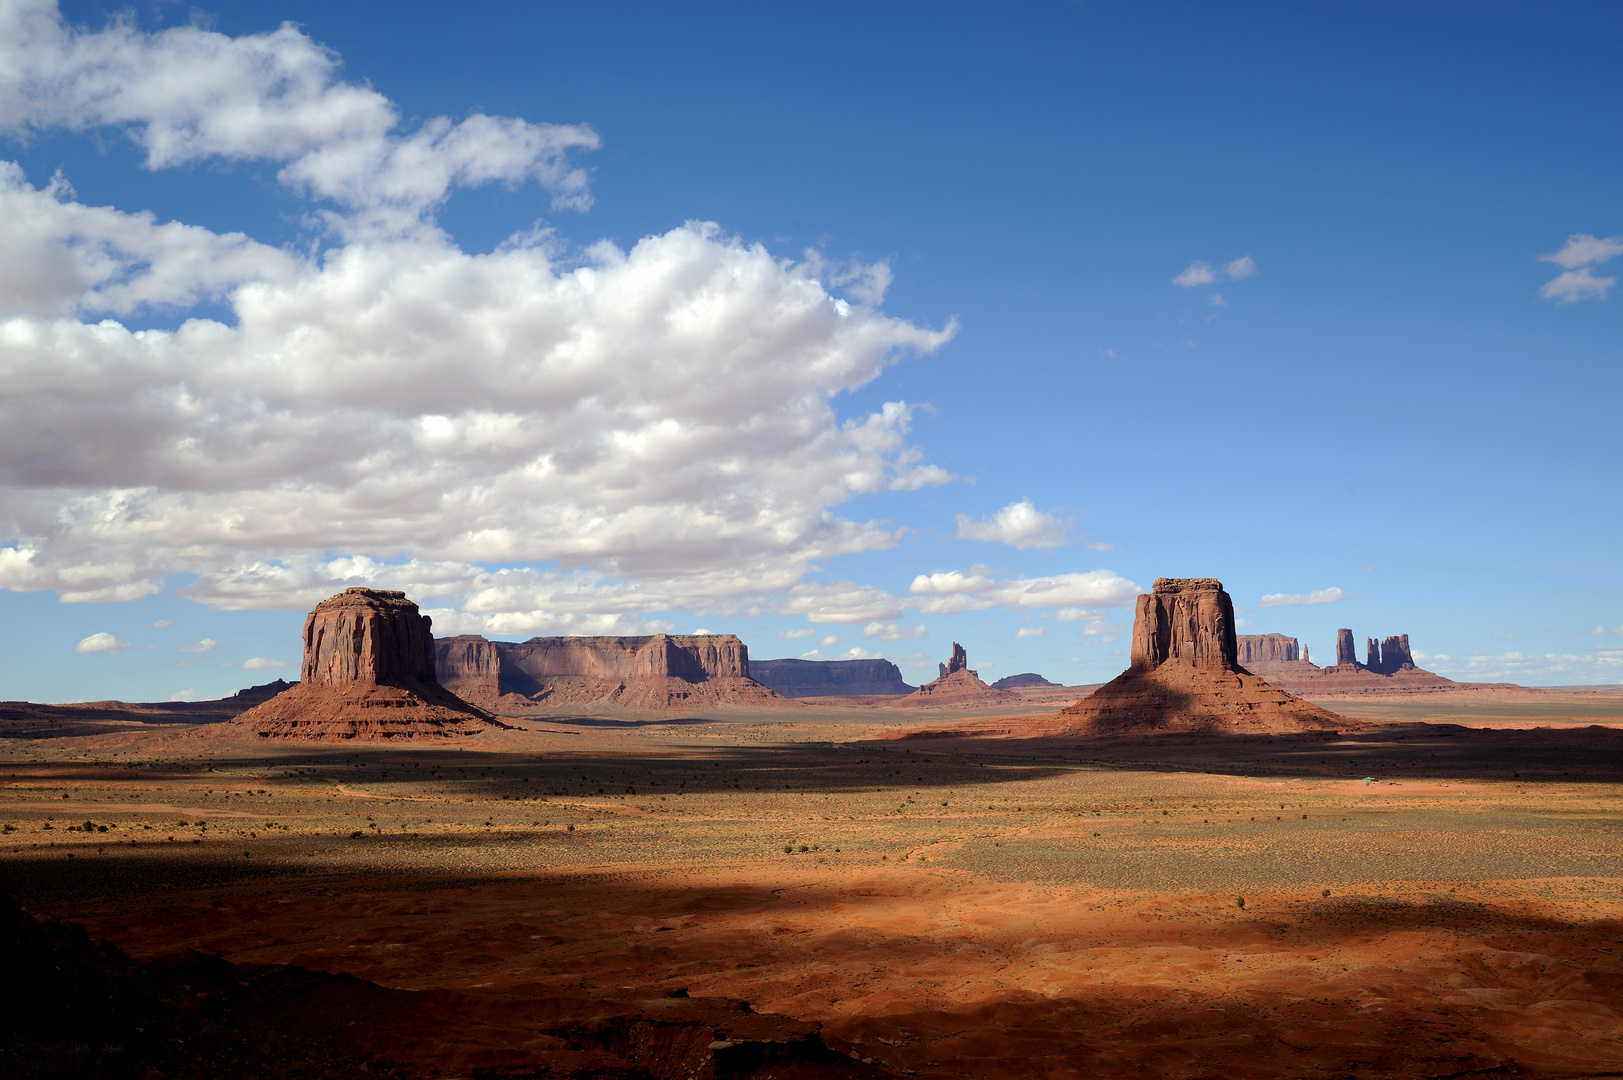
xmin=1 ymin=0 xmax=1618 ymax=702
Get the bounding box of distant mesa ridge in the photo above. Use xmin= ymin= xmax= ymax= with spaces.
xmin=233 ymin=588 xmax=496 ymax=739
xmin=991 ymin=672 xmax=1059 ymax=690
xmin=434 ymin=633 xmax=782 ymax=712
xmin=1235 ymin=633 xmax=1299 ymax=665
xmin=750 ymin=658 xmax=915 ymax=698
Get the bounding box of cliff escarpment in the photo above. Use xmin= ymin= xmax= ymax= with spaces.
xmin=751 ymin=658 xmax=915 ymax=698
xmin=434 ymin=634 xmax=782 ymax=712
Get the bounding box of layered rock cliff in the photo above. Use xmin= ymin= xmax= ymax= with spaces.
xmin=234 ymin=589 xmax=495 ymax=739
xmin=1057 ymin=578 xmax=1350 ymax=735
xmin=433 ymin=634 xmax=781 ymax=712
xmin=750 ymin=658 xmax=915 ymax=698
xmin=1236 ymin=633 xmax=1299 ymax=666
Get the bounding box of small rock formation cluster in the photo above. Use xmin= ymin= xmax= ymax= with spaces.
xmin=908 ymin=643 xmax=1012 ymax=705
xmin=1056 ymin=578 xmax=1349 ymax=735
xmin=750 ymin=658 xmax=915 ymax=698
xmin=233 ymin=589 xmax=495 ymax=739
xmin=1241 ymin=626 xmax=1451 ymax=693
xmin=434 ymin=634 xmax=782 ymax=712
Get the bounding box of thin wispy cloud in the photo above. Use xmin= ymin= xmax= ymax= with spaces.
xmin=1258 ymin=586 xmax=1349 ymax=608
xmin=1174 ymin=256 xmax=1258 ymax=288
xmin=1538 ymin=233 xmax=1620 ymax=303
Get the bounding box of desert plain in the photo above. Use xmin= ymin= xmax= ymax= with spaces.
xmin=5 ymin=690 xmax=1623 ymax=1079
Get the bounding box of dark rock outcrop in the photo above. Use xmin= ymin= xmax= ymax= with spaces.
xmin=1236 ymin=633 xmax=1299 ymax=666
xmin=233 ymin=589 xmax=494 ymax=739
xmin=1056 ymin=578 xmax=1350 ymax=735
xmin=750 ymin=658 xmax=915 ymax=698
xmin=433 ymin=634 xmax=782 ymax=712
xmin=947 ymin=642 xmax=968 ymax=675
xmin=991 ymin=672 xmax=1059 ymax=690
xmin=1367 ymin=633 xmax=1416 ymax=675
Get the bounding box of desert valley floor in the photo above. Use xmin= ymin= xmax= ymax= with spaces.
xmin=5 ymin=693 xmax=1623 ymax=1079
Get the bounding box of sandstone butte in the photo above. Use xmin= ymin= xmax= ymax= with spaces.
xmin=232 ymin=589 xmax=498 ymax=739
xmin=904 ymin=643 xmax=1014 ymax=705
xmin=1051 ymin=578 xmax=1355 ymax=736
xmin=433 ymin=633 xmax=784 ymax=713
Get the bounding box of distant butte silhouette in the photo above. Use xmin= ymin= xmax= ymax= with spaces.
xmin=1054 ymin=578 xmax=1354 ymax=735
xmin=233 ymin=588 xmax=497 ymax=739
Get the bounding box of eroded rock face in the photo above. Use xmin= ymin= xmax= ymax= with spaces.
xmin=1236 ymin=634 xmax=1299 ymax=666
xmin=1130 ymin=578 xmax=1238 ymax=671
xmin=302 ymin=589 xmax=437 ymax=688
xmin=433 ymin=634 xmax=780 ymax=712
xmin=233 ymin=589 xmax=493 ymax=739
xmin=1335 ymin=629 xmax=1359 ymax=667
xmin=1367 ymin=634 xmax=1416 ymax=675
xmin=1058 ymin=578 xmax=1351 ymax=735
xmin=947 ymin=643 xmax=968 ymax=675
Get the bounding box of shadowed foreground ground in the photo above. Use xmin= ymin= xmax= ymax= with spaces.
xmin=3 ymin=699 xmax=1622 ymax=1078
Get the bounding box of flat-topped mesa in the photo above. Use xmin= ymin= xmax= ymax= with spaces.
xmin=1130 ymin=578 xmax=1238 ymax=672
xmin=233 ymin=589 xmax=495 ymax=739
xmin=1236 ymin=633 xmax=1299 ymax=666
xmin=432 ymin=634 xmax=780 ymax=712
xmin=750 ymin=658 xmax=915 ymax=698
xmin=1058 ymin=577 xmax=1353 ymax=736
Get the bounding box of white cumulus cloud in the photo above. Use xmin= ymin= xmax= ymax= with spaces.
xmin=177 ymin=638 xmax=222 ymax=653
xmin=954 ymin=498 xmax=1071 ymax=549
xmin=1257 ymin=587 xmax=1349 ymax=608
xmin=75 ymin=631 xmax=131 ymax=653
xmin=862 ymin=621 xmax=927 ymax=640
xmin=0 ymin=3 xmax=958 ymax=634
xmin=909 ymin=567 xmax=1140 ymax=614
xmin=242 ymin=657 xmax=289 ymax=669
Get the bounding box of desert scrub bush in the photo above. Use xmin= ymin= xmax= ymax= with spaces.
xmin=1236 ymin=896 xmax=1246 ymax=909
